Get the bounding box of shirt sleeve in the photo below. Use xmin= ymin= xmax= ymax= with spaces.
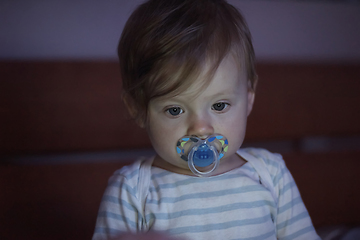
xmin=92 ymin=164 xmax=146 ymax=240
xmin=272 ymin=154 xmax=320 ymax=240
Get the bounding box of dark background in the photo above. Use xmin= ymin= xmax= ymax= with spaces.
xmin=1 ymin=1 xmax=360 ymax=240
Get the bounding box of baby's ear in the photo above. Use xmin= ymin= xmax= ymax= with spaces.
xmin=122 ymin=93 xmax=146 ymax=128
xmin=122 ymin=93 xmax=137 ymax=118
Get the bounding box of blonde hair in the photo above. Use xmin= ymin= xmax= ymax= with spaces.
xmin=118 ymin=0 xmax=257 ymax=125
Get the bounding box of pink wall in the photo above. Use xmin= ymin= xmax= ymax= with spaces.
xmin=0 ymin=0 xmax=360 ymax=62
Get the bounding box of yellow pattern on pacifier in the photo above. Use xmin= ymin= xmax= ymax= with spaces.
xmin=176 ymin=134 xmax=229 ymax=177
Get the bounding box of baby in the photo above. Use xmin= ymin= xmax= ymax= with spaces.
xmin=92 ymin=0 xmax=320 ymax=239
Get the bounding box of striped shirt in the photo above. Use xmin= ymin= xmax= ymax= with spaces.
xmin=92 ymin=148 xmax=320 ymax=240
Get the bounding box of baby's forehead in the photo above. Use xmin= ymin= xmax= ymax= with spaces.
xmin=149 ymin=52 xmax=247 ymax=103
xmin=155 ymin=60 xmax=246 ymax=102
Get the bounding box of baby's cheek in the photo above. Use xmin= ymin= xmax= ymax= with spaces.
xmin=228 ymin=131 xmax=246 ymax=151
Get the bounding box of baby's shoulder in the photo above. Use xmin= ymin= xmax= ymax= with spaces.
xmin=239 ymin=147 xmax=286 ymax=175
xmin=113 ymin=160 xmax=142 ymax=177
xmin=109 ymin=158 xmax=151 ymax=186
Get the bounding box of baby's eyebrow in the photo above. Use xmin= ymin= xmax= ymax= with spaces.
xmin=207 ymin=91 xmax=239 ymax=99
xmin=152 ymin=86 xmax=241 ymax=104
xmin=151 ymin=96 xmax=182 ymax=106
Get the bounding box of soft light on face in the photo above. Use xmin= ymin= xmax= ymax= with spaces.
xmin=146 ymin=54 xmax=255 ymax=175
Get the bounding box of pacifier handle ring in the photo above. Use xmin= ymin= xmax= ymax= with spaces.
xmin=188 ymin=145 xmax=219 ymax=177
xmin=189 ymin=162 xmax=218 ymax=176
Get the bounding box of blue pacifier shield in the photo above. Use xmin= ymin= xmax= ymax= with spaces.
xmin=193 ymin=143 xmax=214 ymax=167
xmin=176 ymin=134 xmax=229 ymax=177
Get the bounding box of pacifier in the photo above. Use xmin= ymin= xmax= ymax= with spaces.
xmin=176 ymin=134 xmax=229 ymax=177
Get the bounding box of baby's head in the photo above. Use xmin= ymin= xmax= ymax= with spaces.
xmin=119 ymin=0 xmax=257 ymax=175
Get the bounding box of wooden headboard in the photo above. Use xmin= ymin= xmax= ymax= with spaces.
xmin=1 ymin=61 xmax=360 ymax=154
xmin=1 ymin=61 xmax=360 ymax=240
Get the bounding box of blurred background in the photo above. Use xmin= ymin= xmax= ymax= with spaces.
xmin=1 ymin=0 xmax=360 ymax=239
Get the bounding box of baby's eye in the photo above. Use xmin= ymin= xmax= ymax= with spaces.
xmin=212 ymin=102 xmax=229 ymax=112
xmin=166 ymin=107 xmax=183 ymax=116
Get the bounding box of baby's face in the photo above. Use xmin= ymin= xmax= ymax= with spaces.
xmin=146 ymin=54 xmax=254 ymax=175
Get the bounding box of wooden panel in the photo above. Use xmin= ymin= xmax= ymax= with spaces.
xmin=0 ymin=61 xmax=149 ymax=155
xmin=247 ymin=63 xmax=360 ymax=140
xmin=0 ymin=160 xmax=132 ymax=240
xmin=1 ymin=61 xmax=360 ymax=155
xmin=283 ymin=151 xmax=360 ymax=228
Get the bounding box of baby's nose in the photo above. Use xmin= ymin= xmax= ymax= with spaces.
xmin=186 ymin=114 xmax=214 ymax=139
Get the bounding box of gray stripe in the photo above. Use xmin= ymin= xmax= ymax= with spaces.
xmin=146 ymin=200 xmax=275 ymax=220
xmin=281 ymin=181 xmax=296 ymax=195
xmin=231 ymin=229 xmax=276 ymax=240
xmin=150 ymin=172 xmax=250 ymax=193
xmin=126 ymin=167 xmax=140 ymax=179
xmin=168 ymin=214 xmax=271 ymax=235
xmin=278 ymin=196 xmax=303 ymax=214
xmin=147 ymin=185 xmax=268 ymax=204
xmin=151 ymin=170 xmax=172 ymax=179
xmin=108 ymin=181 xmax=137 ymax=197
xmin=276 ymin=211 xmax=310 ymax=230
xmin=102 ymin=195 xmax=141 ymax=217
xmin=273 ymin=167 xmax=284 ymax=186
